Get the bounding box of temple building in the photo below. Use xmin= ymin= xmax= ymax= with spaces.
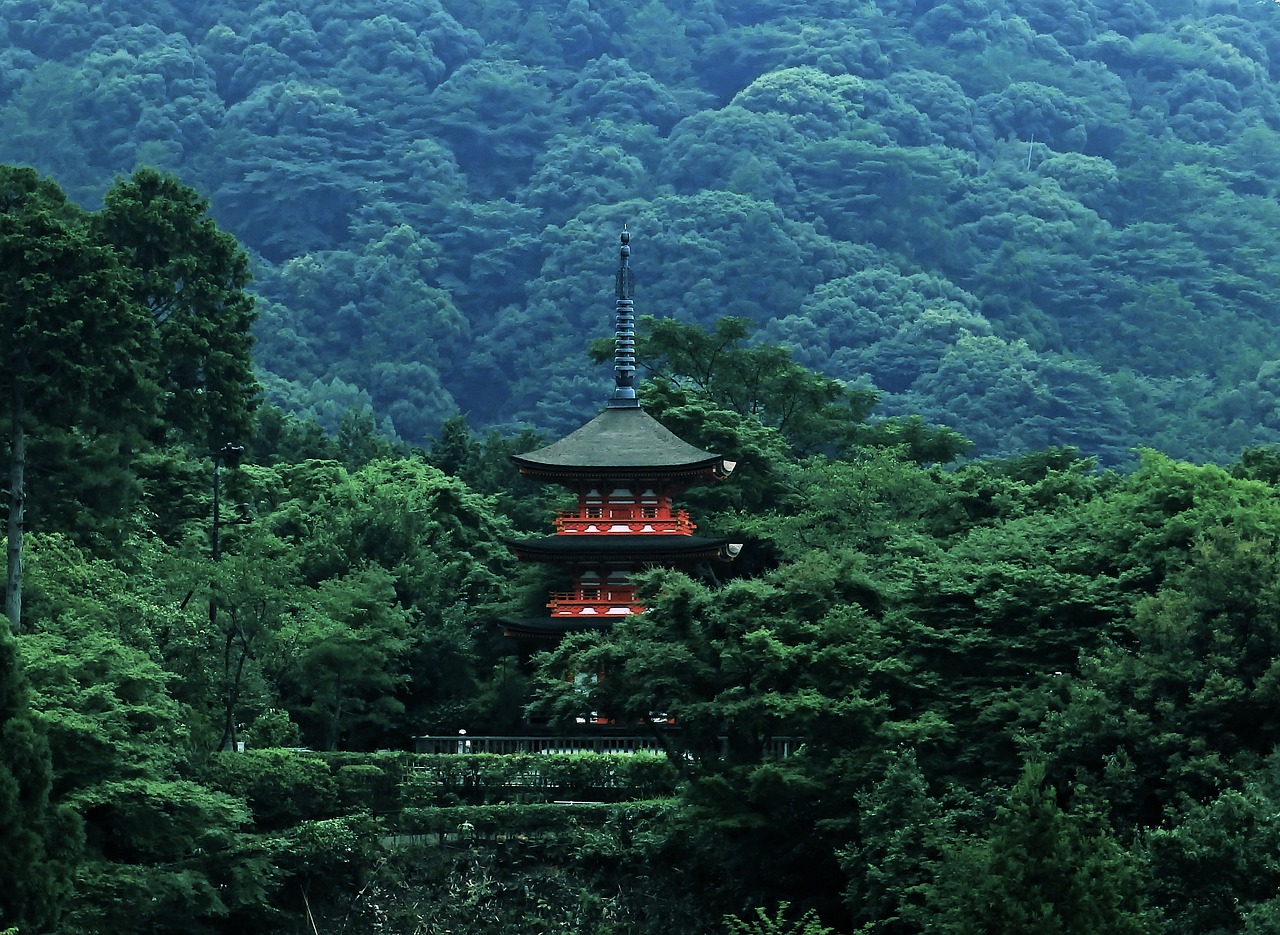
xmin=502 ymin=228 xmax=739 ymax=648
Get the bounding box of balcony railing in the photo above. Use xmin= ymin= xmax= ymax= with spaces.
xmin=546 ymin=591 xmax=642 ymax=616
xmin=554 ymin=509 xmax=695 ymax=535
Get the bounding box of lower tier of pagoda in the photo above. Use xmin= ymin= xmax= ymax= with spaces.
xmin=507 ymin=533 xmax=732 ymax=564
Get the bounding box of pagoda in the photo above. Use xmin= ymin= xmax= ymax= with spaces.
xmin=502 ymin=228 xmax=739 ymax=646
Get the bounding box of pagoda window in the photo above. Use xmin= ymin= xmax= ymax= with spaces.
xmin=583 ymin=489 xmax=604 ymax=517
xmin=597 ymin=487 xmax=632 ymax=521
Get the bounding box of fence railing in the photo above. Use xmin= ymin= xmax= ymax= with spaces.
xmin=413 ymin=734 xmax=666 ymax=755
xmin=412 ymin=734 xmax=804 ymax=757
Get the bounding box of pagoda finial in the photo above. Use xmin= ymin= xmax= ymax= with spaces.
xmin=607 ymin=224 xmax=641 ymax=408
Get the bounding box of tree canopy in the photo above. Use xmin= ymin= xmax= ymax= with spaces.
xmin=1 ymin=0 xmax=1278 ymax=462
xmin=4 ymin=2 xmax=1280 ymax=932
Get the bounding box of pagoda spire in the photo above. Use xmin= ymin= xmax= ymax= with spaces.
xmin=607 ymin=225 xmax=640 ymax=409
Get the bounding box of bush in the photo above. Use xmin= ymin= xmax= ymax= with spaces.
xmin=200 ymin=751 xmax=340 ymax=829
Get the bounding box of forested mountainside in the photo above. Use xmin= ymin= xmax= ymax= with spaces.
xmin=3 ymin=0 xmax=1280 ymax=464
xmin=7 ymin=164 xmax=1280 ymax=935
xmin=12 ymin=1 xmax=1280 ymax=933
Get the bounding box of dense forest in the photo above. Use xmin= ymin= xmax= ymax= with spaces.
xmin=6 ymin=0 xmax=1280 ymax=933
xmin=2 ymin=0 xmax=1280 ymax=462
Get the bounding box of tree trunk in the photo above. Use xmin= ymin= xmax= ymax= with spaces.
xmin=5 ymin=388 xmax=24 ymax=633
xmin=216 ymin=621 xmax=236 ymax=752
xmin=217 ymin=610 xmax=253 ymax=752
xmin=219 ymin=641 xmax=249 ymax=753
xmin=327 ymin=683 xmax=345 ymax=752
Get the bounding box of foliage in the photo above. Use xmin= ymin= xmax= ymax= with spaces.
xmin=1143 ymin=761 xmax=1280 ymax=935
xmin=199 ymin=750 xmax=340 ymax=830
xmin=3 ymin=0 xmax=1280 ymax=463
xmin=0 ymin=618 xmax=77 ymax=932
xmin=7 ymin=2 xmax=1280 ymax=931
xmin=603 ymin=315 xmax=879 ymax=457
xmin=927 ymin=762 xmax=1153 ymax=934
xmin=0 ymin=164 xmax=154 ymax=627
xmin=95 ymin=166 xmax=259 ymax=451
xmin=725 ymin=903 xmax=833 ymax=935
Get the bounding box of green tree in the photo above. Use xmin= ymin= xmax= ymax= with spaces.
xmin=263 ymin=457 xmax=519 ymax=738
xmin=20 ymin=533 xmax=279 ymax=934
xmin=840 ymin=749 xmax=953 ymax=933
xmin=259 ymin=221 xmax=466 ymax=444
xmin=1144 ymin=762 xmax=1280 ymax=935
xmin=735 ymin=450 xmax=943 ymax=564
xmin=522 ymin=119 xmax=656 ymax=224
xmin=762 ymin=266 xmax=987 ymax=396
xmin=1 ymin=165 xmax=154 ymax=631
xmin=725 ymin=902 xmax=833 ymax=935
xmin=0 ymin=620 xmax=77 ymax=932
xmin=1032 ymin=454 xmax=1280 ymax=828
xmin=601 ymin=315 xmax=878 ymax=456
xmin=425 ymin=55 xmax=564 ymax=196
xmin=95 ymin=167 xmax=259 ymax=451
xmin=531 ymin=552 xmax=935 ymax=924
xmin=208 ymin=530 xmax=296 ymax=753
xmin=928 ymin=762 xmax=1152 ymax=934
xmin=273 ymin=566 xmax=411 ymax=750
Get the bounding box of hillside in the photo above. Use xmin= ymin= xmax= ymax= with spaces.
xmin=10 ymin=5 xmax=1280 ymax=928
xmin=2 ymin=0 xmax=1279 ymax=463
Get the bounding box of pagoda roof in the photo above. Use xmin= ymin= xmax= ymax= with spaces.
xmin=512 ymin=406 xmax=723 ymax=478
xmin=507 ymin=533 xmax=732 ymax=563
xmin=499 ymin=616 xmax=615 ymax=640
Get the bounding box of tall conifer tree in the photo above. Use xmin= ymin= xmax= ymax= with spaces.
xmin=95 ymin=168 xmax=259 ymax=452
xmin=0 ymin=165 xmax=153 ymax=631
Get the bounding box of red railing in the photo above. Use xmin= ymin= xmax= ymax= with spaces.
xmin=546 ymin=591 xmax=642 ymax=616
xmin=553 ymin=509 xmax=695 ymax=535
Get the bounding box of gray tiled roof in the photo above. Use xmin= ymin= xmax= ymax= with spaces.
xmin=507 ymin=534 xmax=729 ymax=562
xmin=512 ymin=406 xmax=720 ymax=474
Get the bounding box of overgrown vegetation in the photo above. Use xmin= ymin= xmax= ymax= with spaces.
xmin=5 ymin=166 xmax=1280 ymax=931
xmin=5 ymin=0 xmax=1280 ymax=930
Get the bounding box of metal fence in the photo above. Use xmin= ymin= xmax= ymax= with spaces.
xmin=412 ymin=734 xmax=803 ymax=757
xmin=413 ymin=734 xmax=666 ymax=755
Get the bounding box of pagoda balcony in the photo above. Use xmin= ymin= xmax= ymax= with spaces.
xmin=554 ymin=509 xmax=696 ymax=535
xmin=547 ymin=591 xmax=643 ymax=617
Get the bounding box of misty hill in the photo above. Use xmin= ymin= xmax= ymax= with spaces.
xmin=2 ymin=0 xmax=1279 ymax=464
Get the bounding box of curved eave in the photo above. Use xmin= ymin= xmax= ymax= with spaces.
xmin=512 ymin=407 xmax=724 ymax=476
xmin=515 ymin=460 xmax=725 ymax=483
xmin=506 ymin=534 xmax=732 ymax=563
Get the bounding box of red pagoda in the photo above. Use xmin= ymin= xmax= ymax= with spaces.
xmin=502 ymin=228 xmax=739 ymax=645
